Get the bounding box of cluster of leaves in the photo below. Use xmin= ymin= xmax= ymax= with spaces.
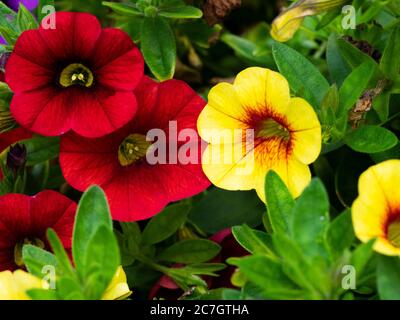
xmin=22 ymin=186 xmax=120 ymax=299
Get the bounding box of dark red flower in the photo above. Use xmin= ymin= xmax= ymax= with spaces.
xmin=60 ymin=76 xmax=210 ymax=221
xmin=5 ymin=12 xmax=144 ymax=138
xmin=0 ymin=190 xmax=76 ymax=271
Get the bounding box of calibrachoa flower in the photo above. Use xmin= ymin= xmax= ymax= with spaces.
xmin=60 ymin=76 xmax=210 ymax=221
xmin=0 ymin=269 xmax=48 ymax=300
xmin=6 ymin=11 xmax=144 ymax=137
xmin=352 ymin=160 xmax=400 ymax=256
xmin=271 ymin=0 xmax=348 ymax=42
xmin=0 ymin=190 xmax=76 ymax=271
xmin=198 ymin=67 xmax=321 ymax=200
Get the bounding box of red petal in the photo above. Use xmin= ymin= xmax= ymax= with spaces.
xmin=5 ymin=54 xmax=54 ymax=92
xmin=38 ymin=12 xmax=101 ymax=61
xmin=29 ymin=190 xmax=77 ymax=248
xmin=60 ymin=131 xmax=122 ymax=190
xmin=70 ymin=87 xmax=137 ymax=138
xmin=94 ymin=29 xmax=144 ymax=91
xmin=10 ymin=87 xmax=71 ymax=136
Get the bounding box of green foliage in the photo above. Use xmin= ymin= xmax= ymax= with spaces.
xmin=22 ymin=186 xmax=120 ymax=300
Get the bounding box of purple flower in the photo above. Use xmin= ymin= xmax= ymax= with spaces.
xmin=3 ymin=0 xmax=38 ymax=11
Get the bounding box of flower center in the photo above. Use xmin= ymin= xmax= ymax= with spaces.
xmin=387 ymin=219 xmax=400 ymax=248
xmin=59 ymin=63 xmax=94 ymax=88
xmin=256 ymin=118 xmax=290 ymax=140
xmin=118 ymin=134 xmax=151 ymax=167
xmin=14 ymin=237 xmax=45 ymax=267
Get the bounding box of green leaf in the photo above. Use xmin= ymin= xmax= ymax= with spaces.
xmin=326 ymin=34 xmax=351 ymax=86
xmin=380 ymin=26 xmax=400 ymax=80
xmin=272 ymin=41 xmax=329 ymax=108
xmin=102 ymin=2 xmax=143 ymax=17
xmin=319 ymin=84 xmax=339 ymax=128
xmin=189 ymin=188 xmax=264 ymax=234
xmin=181 ymin=263 xmax=226 ymax=276
xmin=337 ymin=38 xmax=379 ymax=70
xmin=157 ymin=239 xmax=221 ymax=264
xmin=232 ymin=225 xmax=275 ymax=256
xmin=116 ymin=222 xmax=141 ymax=266
xmin=265 ymin=170 xmax=295 ymax=235
xmin=221 ymin=33 xmax=273 ymax=67
xmin=159 ymin=6 xmax=202 ymax=19
xmin=350 ymin=239 xmax=375 ymax=281
xmin=73 ymin=186 xmax=112 ymax=275
xmin=17 ymin=4 xmax=38 ymax=32
xmin=291 ymin=179 xmax=330 ymax=261
xmin=27 ymin=289 xmax=58 ymax=300
xmin=377 ymin=255 xmax=400 ymax=300
xmin=228 ymin=255 xmax=302 ymax=299
xmin=326 ymin=210 xmax=355 ymax=259
xmin=272 ymin=233 xmax=329 ymax=298
xmin=22 ymin=244 xmax=57 ymax=278
xmin=83 ymin=225 xmax=120 ymax=299
xmin=140 ymin=16 xmax=176 ymax=81
xmin=46 ymin=229 xmax=74 ymax=277
xmin=344 ymin=125 xmax=398 ymax=154
xmin=20 ymin=136 xmax=59 ymax=166
xmin=338 ymin=61 xmax=376 ymax=117
xmin=142 ymin=203 xmax=190 ymax=245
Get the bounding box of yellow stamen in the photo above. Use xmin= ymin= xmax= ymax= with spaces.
xmin=118 ymin=134 xmax=151 ymax=167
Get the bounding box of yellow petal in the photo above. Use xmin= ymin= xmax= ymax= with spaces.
xmin=233 ymin=67 xmax=291 ymax=115
xmin=102 ymin=266 xmax=132 ymax=300
xmin=352 ymin=198 xmax=387 ymax=242
xmin=286 ymin=157 xmax=311 ymax=198
xmin=291 ymin=127 xmax=321 ymax=164
xmin=207 ymin=82 xmax=246 ymax=120
xmin=286 ymin=97 xmax=321 ymax=131
xmin=374 ymin=237 xmax=400 ymax=256
xmin=0 ymin=270 xmax=46 ymax=300
xmin=201 ymin=141 xmax=257 ymax=191
xmin=197 ymin=105 xmax=247 ymax=144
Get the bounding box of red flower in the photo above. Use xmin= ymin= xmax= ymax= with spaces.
xmin=0 ymin=190 xmax=76 ymax=271
xmin=60 ymin=77 xmax=210 ymax=221
xmin=5 ymin=12 xmax=144 ymax=138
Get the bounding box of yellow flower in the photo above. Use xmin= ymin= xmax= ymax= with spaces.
xmin=102 ymin=266 xmax=132 ymax=300
xmin=0 ymin=270 xmax=48 ymax=300
xmin=352 ymin=160 xmax=400 ymax=256
xmin=271 ymin=0 xmax=348 ymax=42
xmin=198 ymin=67 xmax=321 ymax=201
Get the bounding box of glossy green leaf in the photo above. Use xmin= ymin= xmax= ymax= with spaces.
xmin=159 ymin=6 xmax=202 ymax=19
xmin=140 ymin=16 xmax=176 ymax=80
xmin=338 ymin=61 xmax=376 ymax=117
xmin=380 ymin=26 xmax=400 ymax=80
xmin=20 ymin=136 xmax=59 ymax=166
xmin=232 ymin=225 xmax=275 ymax=256
xmin=326 ymin=34 xmax=351 ymax=86
xmin=345 ymin=125 xmax=398 ymax=153
xmin=326 ymin=210 xmax=355 ymax=259
xmin=272 ymin=41 xmax=329 ymax=108
xmin=102 ymin=2 xmax=143 ymax=16
xmin=157 ymin=239 xmax=221 ymax=264
xmin=265 ymin=170 xmax=295 ymax=235
xmin=291 ymin=179 xmax=330 ymax=261
xmin=142 ymin=203 xmax=190 ymax=245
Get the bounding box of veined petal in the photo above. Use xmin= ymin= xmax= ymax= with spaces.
xmin=291 ymin=127 xmax=321 ymax=164
xmin=233 ymin=67 xmax=291 ymax=115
